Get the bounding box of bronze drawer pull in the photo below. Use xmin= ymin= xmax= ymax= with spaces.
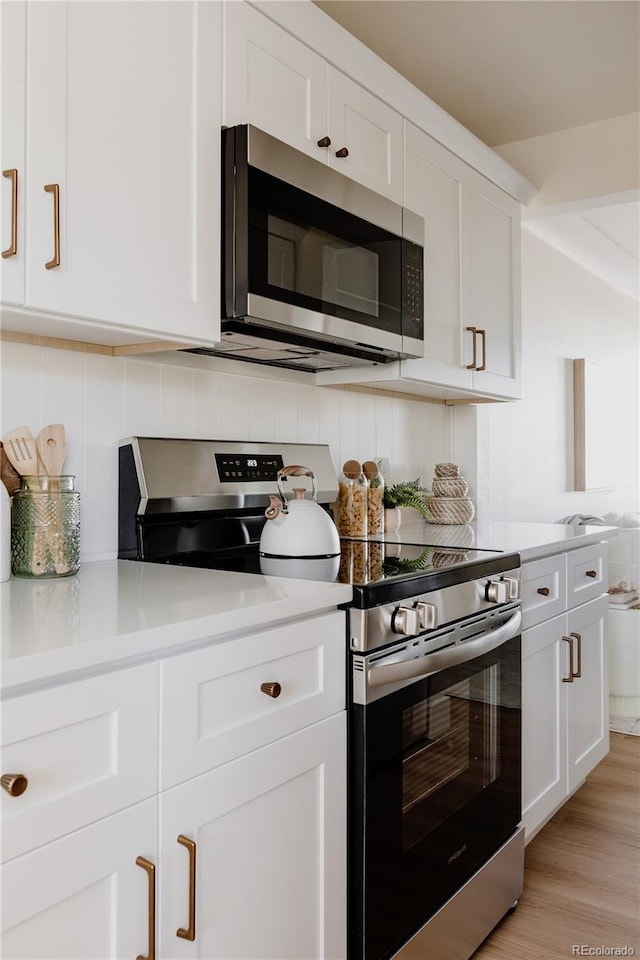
xmin=1 ymin=773 xmax=28 ymax=797
xmin=476 ymin=328 xmax=487 ymax=371
xmin=585 ymin=569 xmax=597 ymax=578
xmin=562 ymin=636 xmax=574 ymax=683
xmin=537 ymin=587 xmax=550 ymax=597
xmin=176 ymin=835 xmax=196 ymax=941
xmin=317 ymin=136 xmax=331 ymax=148
xmin=465 ymin=326 xmax=477 ymax=369
xmin=335 ymin=147 xmax=349 ymax=158
xmin=570 ymin=631 xmax=582 ymax=678
xmin=135 ymin=857 xmax=156 ymax=960
xmin=2 ymin=169 xmax=18 ymax=258
xmin=44 ymin=183 xmax=60 ymax=269
xmin=260 ymin=681 xmax=282 ymax=698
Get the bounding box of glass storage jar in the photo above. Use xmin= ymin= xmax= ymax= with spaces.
xmin=11 ymin=475 xmax=80 ymax=578
xmin=336 ymin=460 xmax=368 ymax=537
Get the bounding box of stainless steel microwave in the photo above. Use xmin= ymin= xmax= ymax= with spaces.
xmin=192 ymin=124 xmax=425 ymax=373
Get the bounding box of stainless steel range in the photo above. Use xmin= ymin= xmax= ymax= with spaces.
xmin=118 ymin=437 xmax=524 ymax=960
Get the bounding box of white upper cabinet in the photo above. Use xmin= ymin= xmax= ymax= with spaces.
xmin=467 ymin=171 xmax=522 ymax=398
xmin=0 ymin=2 xmax=26 ymax=307
xmin=400 ymin=123 xmax=522 ymax=399
xmin=401 ymin=123 xmax=473 ymax=392
xmin=1 ymin=1 xmax=221 ymax=347
xmin=223 ymin=1 xmax=403 ymax=203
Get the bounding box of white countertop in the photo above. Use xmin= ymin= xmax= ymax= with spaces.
xmin=388 ymin=519 xmax=617 ymax=562
xmin=0 ymin=520 xmax=618 ymax=694
xmin=0 ymin=561 xmax=352 ymax=693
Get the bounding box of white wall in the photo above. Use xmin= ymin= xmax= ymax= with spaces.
xmin=476 ymin=230 xmax=640 ymax=525
xmin=0 ymin=342 xmax=452 ymax=561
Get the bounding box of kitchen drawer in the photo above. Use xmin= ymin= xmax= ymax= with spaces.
xmin=159 ymin=611 xmax=346 ymax=789
xmin=522 ymin=553 xmax=567 ymax=629
xmin=567 ymin=542 xmax=608 ymax=609
xmin=0 ymin=663 xmax=159 ymax=862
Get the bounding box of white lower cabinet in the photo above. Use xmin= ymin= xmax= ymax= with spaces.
xmin=522 ymin=592 xmax=609 ymax=841
xmin=159 ymin=713 xmax=346 ymax=960
xmin=0 ymin=611 xmax=347 ymax=959
xmin=1 ymin=798 xmax=158 ymax=960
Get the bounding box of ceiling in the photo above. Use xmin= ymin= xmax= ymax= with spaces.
xmin=312 ymin=0 xmax=639 ymax=147
xmin=313 ymin=0 xmax=640 ymax=299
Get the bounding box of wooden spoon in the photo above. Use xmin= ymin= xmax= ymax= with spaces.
xmin=35 ymin=424 xmax=68 ymax=575
xmin=36 ymin=424 xmax=66 ymax=476
xmin=2 ymin=426 xmax=40 ymax=476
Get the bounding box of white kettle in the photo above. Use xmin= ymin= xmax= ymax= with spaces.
xmin=259 ymin=466 xmax=341 ymax=581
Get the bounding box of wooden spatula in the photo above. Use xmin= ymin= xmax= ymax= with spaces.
xmin=35 ymin=424 xmax=66 ymax=476
xmin=2 ymin=426 xmax=40 ymax=476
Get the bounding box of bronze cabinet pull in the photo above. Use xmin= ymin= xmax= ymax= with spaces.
xmin=585 ymin=570 xmax=597 ymax=578
xmin=176 ymin=835 xmax=196 ymax=941
xmin=537 ymin=587 xmax=550 ymax=597
xmin=44 ymin=183 xmax=60 ymax=269
xmin=476 ymin=328 xmax=487 ymax=371
xmin=2 ymin=169 xmax=18 ymax=258
xmin=561 ymin=635 xmax=574 ymax=682
xmin=570 ymin=631 xmax=582 ymax=678
xmin=335 ymin=147 xmax=349 ymax=158
xmin=260 ymin=681 xmax=282 ymax=698
xmin=465 ymin=326 xmax=477 ymax=369
xmin=135 ymin=857 xmax=156 ymax=960
xmin=317 ymin=136 xmax=331 ymax=148
xmin=1 ymin=773 xmax=28 ymax=797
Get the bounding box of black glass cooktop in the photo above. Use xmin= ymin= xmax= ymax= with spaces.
xmin=152 ymin=536 xmax=519 ymax=607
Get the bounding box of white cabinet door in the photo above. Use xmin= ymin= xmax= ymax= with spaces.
xmin=567 ymin=595 xmax=609 ymax=793
xmin=401 ymin=122 xmax=472 ymax=390
xmin=521 ymin=615 xmax=568 ymax=840
xmin=20 ymin=1 xmax=220 ymax=343
xmin=159 ymin=713 xmax=346 ymax=960
xmin=327 ymin=67 xmax=403 ymax=203
xmin=224 ymin=0 xmax=329 ymax=161
xmin=468 ymin=171 xmax=522 ymax=398
xmin=0 ymin=1 xmax=26 ymax=306
xmin=1 ymin=798 xmax=158 ymax=960
xmin=223 ymin=3 xmax=403 ymax=202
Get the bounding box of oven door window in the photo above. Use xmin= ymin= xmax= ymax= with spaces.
xmin=352 ymin=638 xmax=521 ymax=960
xmin=247 ymin=167 xmax=401 ymax=335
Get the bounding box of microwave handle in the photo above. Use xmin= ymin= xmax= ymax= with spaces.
xmin=367 ymin=608 xmax=522 ymax=690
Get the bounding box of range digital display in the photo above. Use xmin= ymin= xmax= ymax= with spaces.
xmin=215 ymin=453 xmax=284 ymax=483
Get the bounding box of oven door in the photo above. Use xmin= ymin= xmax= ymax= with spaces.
xmin=350 ymin=608 xmax=522 ymax=960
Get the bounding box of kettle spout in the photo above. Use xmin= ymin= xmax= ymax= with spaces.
xmin=265 ymin=495 xmax=287 ymax=524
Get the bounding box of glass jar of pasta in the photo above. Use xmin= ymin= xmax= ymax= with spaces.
xmin=336 ymin=460 xmax=368 ymax=537
xmin=362 ymin=460 xmax=384 ymax=536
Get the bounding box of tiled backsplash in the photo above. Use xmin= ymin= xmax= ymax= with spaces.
xmin=0 ymin=342 xmax=452 ymax=561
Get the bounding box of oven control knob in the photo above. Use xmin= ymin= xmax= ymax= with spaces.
xmin=416 ymin=601 xmax=438 ymax=630
xmin=486 ymin=578 xmax=519 ymax=603
xmin=393 ymin=606 xmax=421 ymax=636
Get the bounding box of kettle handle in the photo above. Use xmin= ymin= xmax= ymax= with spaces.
xmin=277 ymin=465 xmax=318 ymax=506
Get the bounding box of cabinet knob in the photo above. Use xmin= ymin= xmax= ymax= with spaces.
xmin=1 ymin=774 xmax=28 ymax=797
xmin=260 ymin=681 xmax=282 ymax=698
xmin=585 ymin=569 xmax=597 ymax=578
xmin=537 ymin=587 xmax=550 ymax=597
xmin=335 ymin=147 xmax=349 ymax=158
xmin=317 ymin=136 xmax=331 ymax=148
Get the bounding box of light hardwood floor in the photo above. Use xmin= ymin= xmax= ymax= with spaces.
xmin=475 ymin=733 xmax=640 ymax=960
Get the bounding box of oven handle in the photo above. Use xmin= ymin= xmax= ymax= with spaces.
xmin=366 ymin=608 xmax=522 ymax=689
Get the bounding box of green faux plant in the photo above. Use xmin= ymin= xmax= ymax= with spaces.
xmin=383 ymin=478 xmax=431 ymax=521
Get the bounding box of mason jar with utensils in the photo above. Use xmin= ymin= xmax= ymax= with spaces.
xmin=11 ymin=475 xmax=80 ymax=578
